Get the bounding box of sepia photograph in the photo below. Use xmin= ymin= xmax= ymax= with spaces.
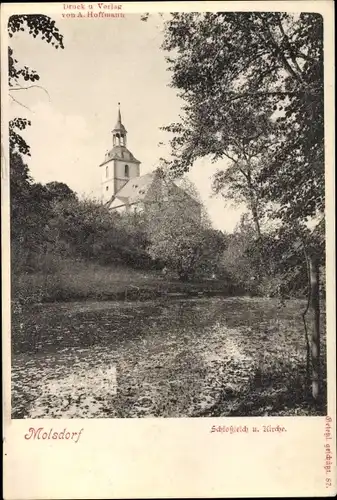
xmin=7 ymin=7 xmax=327 ymax=421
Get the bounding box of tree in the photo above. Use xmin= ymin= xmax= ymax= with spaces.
xmin=45 ymin=196 xmax=153 ymax=269
xmin=10 ymin=169 xmax=54 ymax=273
xmin=162 ymin=12 xmax=323 ymax=223
xmin=45 ymin=182 xmax=77 ymax=202
xmin=220 ymin=217 xmax=263 ymax=294
xmin=10 ymin=151 xmax=33 ymax=250
xmin=162 ymin=12 xmax=325 ymax=403
xmin=142 ymin=171 xmax=226 ymax=281
xmin=208 ymin=106 xmax=280 ymax=281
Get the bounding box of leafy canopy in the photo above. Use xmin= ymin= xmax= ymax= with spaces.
xmin=162 ymin=12 xmax=324 ymax=224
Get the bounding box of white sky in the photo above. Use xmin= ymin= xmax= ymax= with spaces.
xmin=9 ymin=12 xmax=244 ymax=232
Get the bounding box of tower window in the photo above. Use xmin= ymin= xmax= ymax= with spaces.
xmin=106 ymin=186 xmax=109 ymax=191
xmin=124 ymin=164 xmax=129 ymax=177
xmin=106 ymin=166 xmax=109 ymax=178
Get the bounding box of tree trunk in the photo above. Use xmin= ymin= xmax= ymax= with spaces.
xmin=246 ymin=167 xmax=265 ymax=280
xmin=246 ymin=170 xmax=262 ymax=241
xmin=251 ymin=200 xmax=262 ymax=240
xmin=249 ymin=190 xmax=265 ymax=279
xmin=309 ymin=253 xmax=321 ymax=401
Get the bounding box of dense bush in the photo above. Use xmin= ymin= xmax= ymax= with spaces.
xmin=142 ymin=181 xmax=227 ymax=281
xmin=219 ymin=216 xmax=326 ymax=299
xmin=11 ymin=160 xmax=154 ymax=275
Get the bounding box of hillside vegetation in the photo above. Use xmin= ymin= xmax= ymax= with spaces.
xmin=11 ymin=153 xmax=321 ymax=305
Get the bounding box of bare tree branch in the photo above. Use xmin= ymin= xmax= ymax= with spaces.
xmin=9 ymin=84 xmax=51 ymax=101
xmin=9 ymin=93 xmax=33 ymax=112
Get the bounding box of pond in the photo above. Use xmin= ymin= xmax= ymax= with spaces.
xmin=11 ymin=296 xmax=327 ymax=418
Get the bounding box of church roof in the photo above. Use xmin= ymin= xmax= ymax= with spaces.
xmin=100 ymin=145 xmax=140 ymax=166
xmin=108 ymin=170 xmax=201 ymax=207
xmin=114 ymin=173 xmax=154 ymax=203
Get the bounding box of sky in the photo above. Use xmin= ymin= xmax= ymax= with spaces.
xmin=8 ymin=11 xmax=244 ymax=232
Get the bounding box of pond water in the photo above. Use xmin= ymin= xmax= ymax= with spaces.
xmin=12 ymin=296 xmax=305 ymax=355
xmin=11 ymin=297 xmax=326 ymax=418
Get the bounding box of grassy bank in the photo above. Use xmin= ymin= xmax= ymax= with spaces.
xmin=12 ymin=258 xmax=233 ymax=304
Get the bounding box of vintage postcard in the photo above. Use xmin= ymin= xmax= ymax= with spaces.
xmin=2 ymin=1 xmax=336 ymax=498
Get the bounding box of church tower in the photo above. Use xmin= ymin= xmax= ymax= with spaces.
xmin=99 ymin=103 xmax=141 ymax=203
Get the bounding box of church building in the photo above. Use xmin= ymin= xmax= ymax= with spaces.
xmin=99 ymin=104 xmax=201 ymax=217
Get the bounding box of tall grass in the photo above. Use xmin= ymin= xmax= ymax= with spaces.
xmin=11 ymin=246 xmax=236 ymax=304
xmin=12 ymin=255 xmax=162 ymax=303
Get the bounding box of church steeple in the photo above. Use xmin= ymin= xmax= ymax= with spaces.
xmin=112 ymin=102 xmax=127 ymax=147
xmin=100 ymin=101 xmax=141 ymax=204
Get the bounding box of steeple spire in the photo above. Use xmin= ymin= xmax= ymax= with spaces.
xmin=112 ymin=102 xmax=127 ymax=146
xmin=116 ymin=102 xmax=122 ymax=127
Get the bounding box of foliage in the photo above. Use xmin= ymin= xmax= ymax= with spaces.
xmin=8 ymin=15 xmax=64 ymax=86
xmin=10 ymin=153 xmax=54 ymax=273
xmin=262 ymin=221 xmax=325 ymax=296
xmin=162 ymin=12 xmax=324 ymax=224
xmin=147 ymin=221 xmax=226 ymax=281
xmin=9 ymin=118 xmax=31 ymax=157
xmin=142 ymin=174 xmax=227 ymax=280
xmin=45 ymin=182 xmax=77 ymax=202
xmin=220 ymin=214 xmax=323 ymax=298
xmin=35 ymin=197 xmax=151 ymax=268
xmin=220 ymin=219 xmax=261 ymax=295
xmin=11 ymin=162 xmax=225 ymax=290
xmin=9 ymin=164 xmax=85 ymax=272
